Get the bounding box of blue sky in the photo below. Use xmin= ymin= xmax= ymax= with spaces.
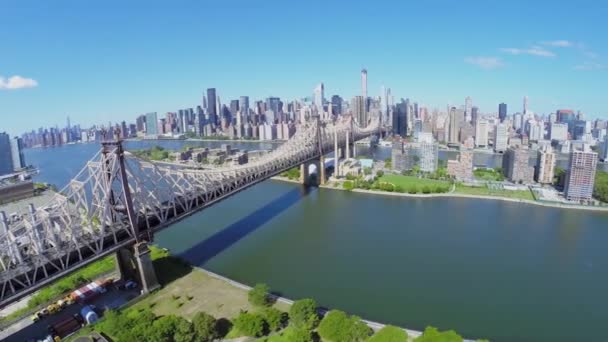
xmin=1 ymin=0 xmax=607 ymax=136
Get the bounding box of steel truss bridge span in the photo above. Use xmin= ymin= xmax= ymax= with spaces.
xmin=0 ymin=117 xmax=379 ymax=308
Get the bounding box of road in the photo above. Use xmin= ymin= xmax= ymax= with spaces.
xmin=1 ymin=287 xmax=139 ymax=342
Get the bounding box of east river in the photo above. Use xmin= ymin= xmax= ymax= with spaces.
xmin=23 ymin=140 xmax=608 ymax=342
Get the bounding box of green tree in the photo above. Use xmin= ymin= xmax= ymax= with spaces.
xmin=364 ymin=167 xmax=372 ymax=175
xmin=593 ymin=171 xmax=608 ymax=203
xmin=289 ymin=298 xmax=319 ymax=331
xmin=318 ymin=310 xmax=372 ymax=342
xmin=414 ymin=326 xmax=463 ymax=342
xmin=151 ymin=315 xmax=184 ymax=341
xmin=367 ymin=325 xmax=408 ymax=342
xmin=554 ymin=167 xmax=565 ymax=186
xmin=232 ymin=311 xmax=266 ymax=337
xmin=422 ymin=185 xmax=431 ymax=194
xmin=376 ymin=170 xmax=384 ymax=177
xmin=263 ymin=307 xmax=287 ymax=332
xmin=192 ymin=312 xmax=217 ymax=342
xmin=384 ymin=158 xmax=392 ymax=169
xmin=248 ymin=283 xmax=271 ymax=307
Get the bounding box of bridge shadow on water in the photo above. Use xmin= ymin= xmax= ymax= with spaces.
xmin=179 ymin=185 xmax=316 ymax=266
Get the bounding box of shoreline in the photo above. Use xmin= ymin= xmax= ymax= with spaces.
xmin=271 ymin=177 xmax=608 ymax=212
xmin=189 ymin=265 xmax=479 ymax=341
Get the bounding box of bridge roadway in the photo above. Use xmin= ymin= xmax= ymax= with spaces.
xmin=0 ymin=117 xmax=380 ymax=309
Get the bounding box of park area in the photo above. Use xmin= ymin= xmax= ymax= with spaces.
xmin=454 ymin=183 xmax=535 ymax=200
xmin=377 ymin=174 xmax=451 ymax=194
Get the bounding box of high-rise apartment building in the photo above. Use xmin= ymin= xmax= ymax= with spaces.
xmin=498 ymin=103 xmax=507 ymax=123
xmin=535 ymin=146 xmax=556 ymax=184
xmin=448 ymin=107 xmax=463 ymax=145
xmin=447 ymin=150 xmax=473 ymax=180
xmin=505 ymin=147 xmax=534 ymax=184
xmin=549 ymin=123 xmax=568 ymax=141
xmin=351 ymin=96 xmax=367 ymax=127
xmin=494 ymin=123 xmax=508 ymax=153
xmin=564 ymin=149 xmax=598 ymax=201
xmin=475 ymin=119 xmax=489 ymax=147
xmin=145 ymin=112 xmax=158 ymax=136
xmin=0 ymin=133 xmax=14 ymax=176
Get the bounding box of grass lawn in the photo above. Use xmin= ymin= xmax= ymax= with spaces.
xmin=131 ymin=268 xmax=289 ymax=321
xmin=379 ymin=174 xmax=449 ymax=188
xmin=455 ymin=184 xmax=535 ymax=200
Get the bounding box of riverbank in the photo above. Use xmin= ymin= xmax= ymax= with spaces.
xmin=271 ymin=176 xmax=608 ymax=212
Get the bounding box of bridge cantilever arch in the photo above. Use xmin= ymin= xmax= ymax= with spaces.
xmin=0 ymin=116 xmax=380 ymax=308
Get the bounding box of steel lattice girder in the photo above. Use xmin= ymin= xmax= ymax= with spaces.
xmin=0 ymin=117 xmax=379 ymax=307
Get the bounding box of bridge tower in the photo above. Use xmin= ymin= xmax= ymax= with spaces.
xmin=102 ymin=140 xmax=160 ymax=294
xmin=299 ymin=116 xmax=326 ymax=186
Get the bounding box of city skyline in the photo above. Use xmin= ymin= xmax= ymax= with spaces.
xmin=2 ymin=0 xmax=608 ymax=136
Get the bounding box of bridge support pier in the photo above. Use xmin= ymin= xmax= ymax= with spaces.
xmin=115 ymin=241 xmax=160 ymax=294
xmin=299 ymin=158 xmax=325 ymax=186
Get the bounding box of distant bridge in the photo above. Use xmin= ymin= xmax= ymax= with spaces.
xmin=0 ymin=116 xmax=380 ymax=308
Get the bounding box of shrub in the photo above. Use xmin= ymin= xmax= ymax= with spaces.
xmin=343 ymin=180 xmax=355 ymax=191
xmin=407 ymin=186 xmax=418 ymax=194
xmin=422 ymin=186 xmax=431 ymax=194
xmin=248 ymin=283 xmax=271 ymax=307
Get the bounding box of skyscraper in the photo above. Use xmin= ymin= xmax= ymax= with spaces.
xmin=475 ymin=119 xmax=488 ymax=147
xmin=361 ymin=69 xmax=367 ymax=99
xmin=471 ymin=106 xmax=479 ymax=124
xmin=206 ymin=88 xmax=217 ymax=125
xmin=239 ymin=96 xmax=249 ymax=119
xmin=494 ymin=123 xmax=508 ymax=152
xmin=351 ymin=96 xmax=367 ymax=127
xmin=523 ymin=96 xmax=529 ymax=115
xmin=331 ymin=95 xmax=343 ymax=115
xmin=448 ymin=107 xmax=463 ymax=144
xmin=498 ymin=103 xmax=507 ymax=123
xmin=145 ymin=112 xmax=158 ymax=136
xmin=564 ymin=148 xmax=598 ymax=201
xmin=0 ymin=133 xmax=14 ymax=176
xmin=313 ymin=83 xmax=324 ymax=112
xmin=465 ymin=96 xmax=473 ymax=123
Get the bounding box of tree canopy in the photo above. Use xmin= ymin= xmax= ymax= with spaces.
xmin=367 ymin=325 xmax=408 ymax=342
xmin=289 ymin=298 xmax=319 ymax=331
xmin=248 ymin=283 xmax=272 ymax=307
xmin=318 ymin=310 xmax=372 ymax=342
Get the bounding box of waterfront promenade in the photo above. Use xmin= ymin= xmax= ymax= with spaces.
xmin=272 ymin=177 xmax=608 ymax=212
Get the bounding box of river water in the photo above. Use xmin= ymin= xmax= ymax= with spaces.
xmin=23 ymin=141 xmax=608 ymax=342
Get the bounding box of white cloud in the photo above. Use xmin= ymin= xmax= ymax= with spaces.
xmin=500 ymin=46 xmax=556 ymax=57
xmin=573 ymin=62 xmax=605 ymax=71
xmin=542 ymin=40 xmax=574 ymax=47
xmin=0 ymin=75 xmax=38 ymax=90
xmin=464 ymin=56 xmax=504 ymax=70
